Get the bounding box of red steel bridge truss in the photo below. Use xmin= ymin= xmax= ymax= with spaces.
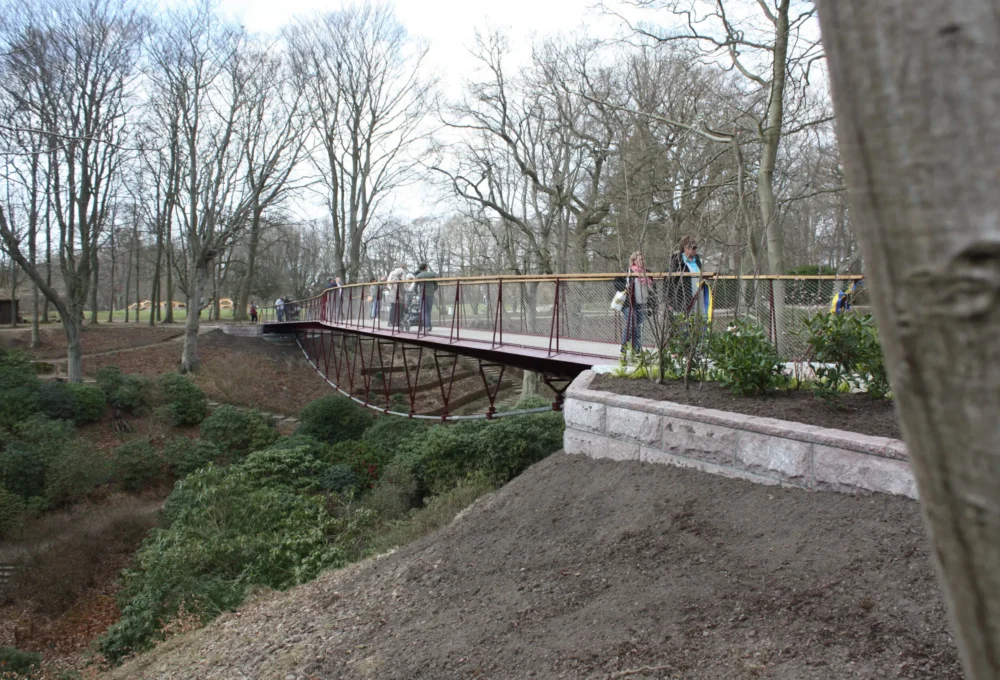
xmin=260 ymin=273 xmax=862 ymax=421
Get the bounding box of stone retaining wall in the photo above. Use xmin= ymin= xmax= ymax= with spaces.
xmin=221 ymin=324 xmax=263 ymax=337
xmin=564 ymin=371 xmax=916 ymax=499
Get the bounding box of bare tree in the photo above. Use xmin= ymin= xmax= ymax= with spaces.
xmin=152 ymin=5 xmax=299 ymax=372
xmin=289 ymin=2 xmax=433 ymax=283
xmin=230 ymin=46 xmax=308 ymax=321
xmin=0 ymin=0 xmax=145 ymax=381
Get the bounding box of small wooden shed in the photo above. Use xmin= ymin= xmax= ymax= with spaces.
xmin=0 ymin=289 xmax=20 ymax=325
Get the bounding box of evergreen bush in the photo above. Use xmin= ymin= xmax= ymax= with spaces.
xmin=45 ymin=440 xmax=111 ymax=506
xmin=297 ymin=395 xmax=372 ymax=445
xmin=0 ymin=646 xmax=42 ymax=677
xmin=111 ymin=439 xmax=164 ymax=491
xmin=360 ymin=416 xmax=426 ymax=459
xmin=37 ymin=382 xmax=78 ymax=422
xmin=98 ymin=464 xmax=373 ymax=664
xmin=0 ymin=442 xmax=47 ymax=500
xmin=317 ymin=464 xmax=360 ymax=495
xmin=157 ymin=373 xmax=207 ymax=425
xmin=708 ymin=320 xmax=789 ymax=396
xmin=161 ymin=437 xmax=222 ymax=477
xmin=200 ymin=406 xmax=278 ymax=456
xmin=239 ymin=446 xmax=321 ymax=492
xmin=0 ymin=350 xmax=41 ymax=430
xmin=67 ymin=383 xmax=106 ymax=424
xmin=0 ymin=487 xmax=26 ymax=536
xmin=327 ymin=440 xmax=389 ymax=488
xmin=96 ymin=366 xmax=153 ymax=414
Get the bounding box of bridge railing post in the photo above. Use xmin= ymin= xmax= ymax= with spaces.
xmin=450 ymin=281 xmax=460 ymax=343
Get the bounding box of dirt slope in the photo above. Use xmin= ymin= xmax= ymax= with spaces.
xmin=109 ymin=453 xmax=960 ymax=680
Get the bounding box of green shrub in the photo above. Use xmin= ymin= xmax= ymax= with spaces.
xmin=0 ymin=416 xmax=79 ymax=502
xmin=161 ymin=437 xmax=221 ymax=477
xmin=372 ymin=475 xmax=494 ymax=553
xmin=200 ymin=406 xmax=278 ymax=456
xmin=37 ymin=382 xmax=78 ymax=422
xmin=511 ymin=394 xmax=551 ymax=410
xmin=0 ymin=351 xmax=41 ymax=430
xmin=239 ymin=446 xmax=321 ymax=492
xmin=361 ymin=416 xmax=426 ymax=459
xmin=360 ymin=474 xmax=417 ymax=520
xmin=98 ymin=465 xmax=373 ymax=664
xmin=474 ymin=412 xmax=564 ymax=486
xmin=96 ymin=367 xmax=153 ymax=414
xmin=0 ymin=487 xmax=27 ymax=536
xmin=45 ymin=439 xmax=111 ymax=506
xmin=157 ymin=373 xmax=207 ymax=425
xmin=390 ymin=420 xmax=489 ymax=496
xmin=0 ymin=442 xmax=47 ymax=500
xmin=264 ymin=434 xmax=331 ymax=461
xmin=0 ymin=646 xmax=42 ymax=677
xmin=385 ymin=412 xmax=564 ymax=497
xmin=10 ymin=415 xmax=74 ymax=453
xmin=708 ymin=320 xmax=790 ymax=396
xmin=801 ymin=312 xmax=890 ymax=399
xmin=327 ymin=440 xmax=391 ymax=488
xmin=297 ymin=395 xmax=372 ymax=445
xmin=67 ymin=383 xmax=106 ymax=424
xmin=111 ymin=439 xmax=163 ymax=491
xmin=317 ymin=464 xmax=360 ymax=495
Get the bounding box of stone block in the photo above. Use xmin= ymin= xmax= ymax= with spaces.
xmin=564 ymin=429 xmax=639 ymax=461
xmin=660 ymin=417 xmax=738 ymax=466
xmin=605 ymin=405 xmax=661 ymax=445
xmin=563 ymin=399 xmax=605 ymax=434
xmin=640 ymin=446 xmax=779 ymax=486
xmin=736 ymin=432 xmax=812 ymax=485
xmin=813 ymin=445 xmax=917 ymax=498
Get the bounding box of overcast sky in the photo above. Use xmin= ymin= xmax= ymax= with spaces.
xmin=204 ymin=0 xmax=645 ymax=219
xmin=217 ymin=0 xmax=631 ymax=93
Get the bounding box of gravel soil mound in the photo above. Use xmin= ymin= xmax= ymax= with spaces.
xmin=109 ymin=453 xmax=960 ymax=680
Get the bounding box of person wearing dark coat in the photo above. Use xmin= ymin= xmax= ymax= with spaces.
xmin=413 ymin=263 xmax=439 ymax=331
xmin=667 ymin=235 xmax=704 ymax=314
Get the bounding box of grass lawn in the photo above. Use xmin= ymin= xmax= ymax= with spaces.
xmin=25 ymin=308 xmax=242 ymax=324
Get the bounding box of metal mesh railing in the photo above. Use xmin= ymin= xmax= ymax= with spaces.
xmin=258 ymin=274 xmax=866 ymax=363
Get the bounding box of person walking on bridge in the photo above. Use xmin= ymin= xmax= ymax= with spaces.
xmin=413 ymin=263 xmax=438 ymax=331
xmin=275 ymin=296 xmax=285 ymax=322
xmin=666 ymin=235 xmax=705 ymax=317
xmin=387 ymin=263 xmax=407 ymax=328
xmin=617 ymin=251 xmax=652 ymax=353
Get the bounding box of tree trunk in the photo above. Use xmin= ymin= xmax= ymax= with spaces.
xmin=234 ymin=208 xmax=263 ymax=322
xmin=150 ymin=218 xmax=163 ymax=327
xmin=164 ymin=237 xmax=175 ymax=324
xmin=180 ymin=258 xmax=207 ymax=374
xmin=133 ymin=222 xmax=141 ymax=324
xmin=521 ymin=370 xmax=539 ymax=398
xmin=89 ymin=249 xmax=100 ymax=324
xmin=64 ymin=318 xmax=83 ymax=383
xmin=107 ymin=227 xmax=116 ymax=323
xmin=42 ymin=203 xmax=51 ymax=323
xmin=818 ymin=3 xmax=1000 ymax=678
xmin=759 ymin=0 xmax=791 ymax=353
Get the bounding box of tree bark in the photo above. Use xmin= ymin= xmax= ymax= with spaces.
xmin=521 ymin=370 xmax=539 ymax=398
xmin=165 ymin=238 xmax=174 ymax=324
xmin=180 ymin=258 xmax=207 ymax=374
xmin=89 ymin=248 xmax=100 ymax=324
xmin=760 ymin=0 xmax=791 ymax=352
xmin=818 ymin=2 xmax=1000 ymax=678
